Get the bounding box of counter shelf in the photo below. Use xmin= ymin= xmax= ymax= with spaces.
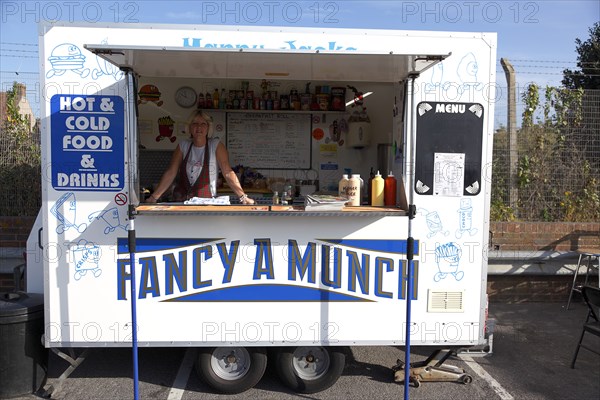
xmin=136 ymin=204 xmax=407 ymax=217
xmin=205 ymin=109 xmax=347 ymax=115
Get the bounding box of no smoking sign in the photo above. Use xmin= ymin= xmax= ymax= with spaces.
xmin=114 ymin=193 xmax=127 ymax=206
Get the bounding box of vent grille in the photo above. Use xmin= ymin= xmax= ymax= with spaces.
xmin=427 ymin=290 xmax=465 ymax=313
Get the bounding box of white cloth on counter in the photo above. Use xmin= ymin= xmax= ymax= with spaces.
xmin=183 ymin=196 xmax=231 ymax=205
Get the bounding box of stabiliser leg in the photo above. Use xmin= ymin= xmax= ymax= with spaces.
xmin=38 ymin=348 xmax=90 ymax=398
xmin=392 ymin=348 xmax=473 ymax=388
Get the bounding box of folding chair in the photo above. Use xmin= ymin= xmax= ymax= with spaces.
xmin=566 ymin=250 xmax=600 ymax=310
xmin=570 ymin=285 xmax=600 ymax=368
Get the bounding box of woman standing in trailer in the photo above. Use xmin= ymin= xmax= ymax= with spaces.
xmin=146 ymin=110 xmax=254 ymax=204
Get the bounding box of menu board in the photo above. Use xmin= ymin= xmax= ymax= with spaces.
xmin=415 ymin=102 xmax=484 ymax=196
xmin=226 ymin=113 xmax=311 ymax=169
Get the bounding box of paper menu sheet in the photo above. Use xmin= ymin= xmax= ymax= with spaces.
xmin=433 ymin=152 xmax=465 ymax=197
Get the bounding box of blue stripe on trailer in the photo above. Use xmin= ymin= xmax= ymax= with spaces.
xmin=117 ymin=237 xmax=223 ymax=254
xmin=318 ymin=239 xmax=418 ymax=255
xmin=163 ymin=284 xmax=374 ymax=302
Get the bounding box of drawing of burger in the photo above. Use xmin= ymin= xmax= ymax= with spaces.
xmin=46 ymin=43 xmax=90 ymax=78
xmin=138 ymin=84 xmax=163 ymax=106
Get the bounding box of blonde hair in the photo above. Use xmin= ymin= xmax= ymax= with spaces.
xmin=187 ymin=109 xmax=214 ymax=137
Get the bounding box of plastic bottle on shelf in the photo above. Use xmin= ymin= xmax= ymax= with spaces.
xmin=338 ymin=174 xmax=349 ymax=198
xmin=212 ymin=88 xmax=219 ymax=109
xmin=367 ymin=167 xmax=375 ymax=204
xmin=219 ymin=88 xmax=226 ymax=109
xmin=272 ymin=191 xmax=280 ymax=205
xmin=371 ymin=170 xmax=384 ymax=206
xmin=384 ymin=171 xmax=397 ymax=206
xmin=205 ymin=92 xmax=212 ymax=109
xmin=285 ymin=185 xmax=294 ymax=204
xmin=196 ymin=92 xmax=205 ymax=109
xmin=348 ymin=174 xmax=361 ymax=206
xmin=282 ymin=183 xmax=293 ymax=205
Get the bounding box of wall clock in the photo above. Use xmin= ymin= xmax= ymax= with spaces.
xmin=175 ymin=86 xmax=197 ymax=108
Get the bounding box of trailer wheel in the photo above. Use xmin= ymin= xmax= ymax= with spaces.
xmin=275 ymin=346 xmax=346 ymax=394
xmin=462 ymin=374 xmax=473 ymax=384
xmin=195 ymin=347 xmax=267 ymax=394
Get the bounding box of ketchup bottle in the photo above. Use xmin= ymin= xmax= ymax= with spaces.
xmin=384 ymin=171 xmax=397 ymax=206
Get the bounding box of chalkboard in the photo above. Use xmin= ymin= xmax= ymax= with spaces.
xmin=226 ymin=113 xmax=311 ymax=169
xmin=414 ymin=102 xmax=484 ymax=196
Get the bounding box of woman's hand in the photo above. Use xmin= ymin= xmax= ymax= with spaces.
xmin=146 ymin=194 xmax=159 ymax=203
xmin=239 ymin=194 xmax=255 ymax=205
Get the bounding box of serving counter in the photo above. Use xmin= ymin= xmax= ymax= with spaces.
xmin=136 ymin=204 xmax=407 ymax=217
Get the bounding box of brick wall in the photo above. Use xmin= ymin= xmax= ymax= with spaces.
xmin=1 ymin=216 xmax=35 ymax=292
xmin=487 ymin=275 xmax=577 ymax=303
xmin=488 ymin=222 xmax=598 ymax=302
xmin=0 ymin=216 xmax=36 ymax=248
xmin=489 ymin=222 xmax=600 ymax=251
xmin=0 ymin=274 xmax=17 ymax=292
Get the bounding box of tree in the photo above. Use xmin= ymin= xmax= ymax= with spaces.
xmin=0 ymin=82 xmax=41 ymax=216
xmin=562 ymin=22 xmax=600 ymax=89
xmin=2 ymin=82 xmax=35 ymax=158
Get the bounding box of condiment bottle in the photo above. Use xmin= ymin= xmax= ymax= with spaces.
xmin=338 ymin=174 xmax=349 ymax=198
xmin=371 ymin=170 xmax=384 ymax=206
xmin=367 ymin=167 xmax=374 ymax=204
xmin=219 ymin=88 xmax=226 ymax=109
xmin=384 ymin=171 xmax=397 ymax=206
xmin=272 ymin=191 xmax=280 ymax=205
xmin=348 ymin=174 xmax=361 ymax=206
xmin=212 ymin=88 xmax=219 ymax=109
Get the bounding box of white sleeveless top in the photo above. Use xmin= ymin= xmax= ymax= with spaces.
xmin=178 ymin=138 xmax=219 ymax=196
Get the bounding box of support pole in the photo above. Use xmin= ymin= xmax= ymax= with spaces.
xmin=500 ymin=58 xmax=518 ymax=213
xmin=404 ymin=74 xmax=419 ymax=399
xmin=128 ymin=212 xmax=139 ymax=400
xmin=123 ymin=69 xmax=140 ymax=400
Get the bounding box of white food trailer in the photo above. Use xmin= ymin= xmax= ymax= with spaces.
xmin=28 ymin=22 xmax=496 ymax=394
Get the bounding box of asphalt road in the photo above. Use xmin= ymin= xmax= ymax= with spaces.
xmin=10 ymin=301 xmax=600 ymax=400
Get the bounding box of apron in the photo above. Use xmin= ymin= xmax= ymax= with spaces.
xmin=172 ymin=142 xmax=211 ymax=201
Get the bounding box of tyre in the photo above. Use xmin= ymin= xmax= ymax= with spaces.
xmin=274 ymin=346 xmax=346 ymax=394
xmin=195 ymin=347 xmax=267 ymax=394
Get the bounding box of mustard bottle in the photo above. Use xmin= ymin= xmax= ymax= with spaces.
xmin=371 ymin=170 xmax=384 ymax=206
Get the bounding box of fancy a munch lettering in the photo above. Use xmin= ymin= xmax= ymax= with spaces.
xmin=117 ymin=239 xmax=418 ymax=301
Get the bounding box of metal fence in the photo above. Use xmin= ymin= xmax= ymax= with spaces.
xmin=0 ymin=127 xmax=41 ymax=216
xmin=492 ymin=89 xmax=600 ymax=221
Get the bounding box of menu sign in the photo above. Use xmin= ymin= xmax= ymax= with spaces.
xmin=227 ymin=112 xmax=311 ymax=169
xmin=50 ymin=95 xmax=124 ymax=191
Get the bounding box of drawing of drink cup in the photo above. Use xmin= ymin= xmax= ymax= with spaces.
xmin=72 ymin=240 xmax=102 ymax=280
xmin=51 ymin=192 xmax=87 ymax=234
xmin=425 ymin=211 xmax=449 ymax=238
xmin=434 ymin=242 xmax=464 ymax=282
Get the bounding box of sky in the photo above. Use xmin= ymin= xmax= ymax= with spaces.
xmin=1 ymin=0 xmax=599 ymax=126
